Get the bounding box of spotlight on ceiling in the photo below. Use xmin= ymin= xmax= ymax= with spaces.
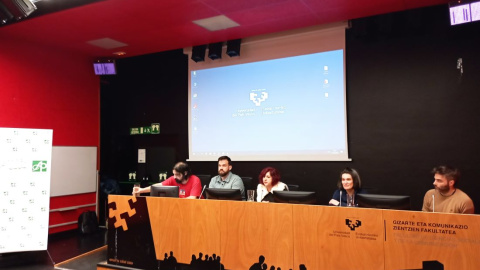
xmin=226 ymin=39 xmax=241 ymax=57
xmin=191 ymin=44 xmax=207 ymax=63
xmin=0 ymin=0 xmax=36 ymax=24
xmin=208 ymin=42 xmax=223 ymax=60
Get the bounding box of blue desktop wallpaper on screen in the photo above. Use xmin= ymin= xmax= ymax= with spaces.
xmin=191 ymin=49 xmax=345 ymax=156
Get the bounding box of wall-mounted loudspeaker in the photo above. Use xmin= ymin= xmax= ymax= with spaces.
xmin=0 ymin=2 xmax=14 ymax=23
xmin=208 ymin=42 xmax=223 ymax=60
xmin=226 ymin=39 xmax=241 ymax=57
xmin=191 ymin=45 xmax=207 ymax=62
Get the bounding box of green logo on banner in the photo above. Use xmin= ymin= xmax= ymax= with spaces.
xmin=32 ymin=161 xmax=47 ymax=172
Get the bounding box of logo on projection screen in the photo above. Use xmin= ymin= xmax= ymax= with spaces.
xmin=250 ymin=92 xmax=268 ymax=106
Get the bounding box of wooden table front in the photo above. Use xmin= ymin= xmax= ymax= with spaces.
xmin=107 ymin=195 xmax=480 ymax=270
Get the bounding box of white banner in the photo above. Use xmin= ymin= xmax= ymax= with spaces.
xmin=0 ymin=127 xmax=53 ymax=253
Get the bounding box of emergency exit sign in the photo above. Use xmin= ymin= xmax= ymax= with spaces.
xmin=130 ymin=123 xmax=160 ymax=135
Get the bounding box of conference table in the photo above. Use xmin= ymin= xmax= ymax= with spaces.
xmin=100 ymin=195 xmax=480 ymax=270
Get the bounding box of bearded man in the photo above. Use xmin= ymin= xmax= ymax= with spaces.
xmin=422 ymin=165 xmax=474 ymax=214
xmin=208 ymin=156 xmax=245 ymax=200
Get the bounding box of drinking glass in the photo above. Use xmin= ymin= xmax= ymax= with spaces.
xmin=247 ymin=190 xmax=255 ymax=201
xmin=346 ymin=194 xmax=354 ymax=207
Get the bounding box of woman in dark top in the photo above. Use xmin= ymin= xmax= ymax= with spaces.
xmin=329 ymin=167 xmax=364 ymax=206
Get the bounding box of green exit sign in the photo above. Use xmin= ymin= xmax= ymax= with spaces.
xmin=130 ymin=123 xmax=160 ymax=135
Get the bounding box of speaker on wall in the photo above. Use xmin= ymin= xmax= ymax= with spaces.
xmin=0 ymin=2 xmax=14 ymax=23
xmin=226 ymin=39 xmax=241 ymax=57
xmin=208 ymin=42 xmax=222 ymax=60
xmin=191 ymin=45 xmax=207 ymax=62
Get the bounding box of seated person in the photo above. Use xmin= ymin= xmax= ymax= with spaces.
xmin=209 ymin=156 xmax=245 ymax=200
xmin=132 ymin=162 xmax=201 ymax=199
xmin=422 ymin=165 xmax=474 ymax=214
xmin=256 ymin=167 xmax=288 ymax=202
xmin=329 ymin=167 xmax=365 ymax=206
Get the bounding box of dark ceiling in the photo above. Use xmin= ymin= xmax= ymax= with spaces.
xmin=0 ymin=0 xmax=449 ymax=58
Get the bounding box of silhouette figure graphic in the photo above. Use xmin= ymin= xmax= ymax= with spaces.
xmin=249 ymin=254 xmax=307 ymax=270
xmin=249 ymin=255 xmax=267 ymax=270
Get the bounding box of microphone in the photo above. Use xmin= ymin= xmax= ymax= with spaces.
xmin=432 ymin=194 xmax=435 ymax=212
xmin=199 ymin=185 xmax=207 ymax=199
xmin=339 ymin=190 xmax=342 ymax=207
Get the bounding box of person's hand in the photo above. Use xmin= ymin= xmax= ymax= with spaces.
xmin=328 ymin=199 xmax=339 ymax=206
xmin=132 ymin=185 xmax=141 ymax=197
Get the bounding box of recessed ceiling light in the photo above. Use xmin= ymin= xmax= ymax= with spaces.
xmin=113 ymin=51 xmax=126 ymax=56
xmin=87 ymin=38 xmax=127 ymax=49
xmin=193 ymin=15 xmax=240 ymax=31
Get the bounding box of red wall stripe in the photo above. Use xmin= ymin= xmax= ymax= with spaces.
xmin=0 ymin=38 xmax=100 ymax=234
xmin=50 ymin=193 xmax=97 ymax=209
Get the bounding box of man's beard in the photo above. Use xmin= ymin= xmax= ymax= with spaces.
xmin=435 ymin=185 xmax=449 ymax=193
xmin=175 ymin=177 xmax=185 ymax=184
xmin=218 ymin=169 xmax=229 ymax=177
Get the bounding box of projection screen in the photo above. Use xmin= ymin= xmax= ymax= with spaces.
xmin=186 ymin=22 xmax=349 ymax=161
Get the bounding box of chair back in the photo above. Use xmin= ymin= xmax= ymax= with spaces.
xmin=196 ymin=174 xmax=211 ymax=188
xmin=240 ymin=176 xmax=254 ymax=190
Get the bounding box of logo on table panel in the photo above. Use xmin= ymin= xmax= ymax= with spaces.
xmin=32 ymin=161 xmax=47 ymax=172
xmin=345 ymin=219 xmax=362 ymax=231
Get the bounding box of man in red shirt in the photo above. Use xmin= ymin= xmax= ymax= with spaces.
xmin=133 ymin=162 xmax=202 ymax=199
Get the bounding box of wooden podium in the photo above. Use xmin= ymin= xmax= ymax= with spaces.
xmin=100 ymin=195 xmax=480 ymax=270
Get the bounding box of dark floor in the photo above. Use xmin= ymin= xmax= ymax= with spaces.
xmin=0 ymin=227 xmax=108 ymax=270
